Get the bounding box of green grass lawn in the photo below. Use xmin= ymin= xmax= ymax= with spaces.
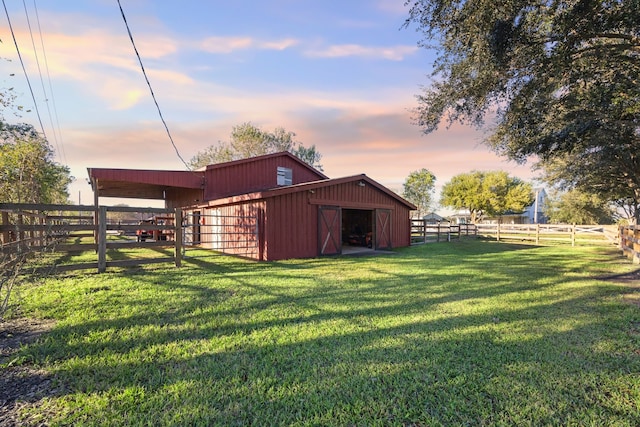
xmin=5 ymin=240 xmax=640 ymax=426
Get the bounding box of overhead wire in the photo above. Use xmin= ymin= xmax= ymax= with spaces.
xmin=22 ymin=0 xmax=67 ymax=164
xmin=32 ymin=0 xmax=67 ymax=164
xmin=116 ymin=0 xmax=191 ymax=170
xmin=2 ymin=0 xmax=47 ymax=140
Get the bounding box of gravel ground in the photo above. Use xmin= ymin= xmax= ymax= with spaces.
xmin=0 ymin=318 xmax=57 ymax=427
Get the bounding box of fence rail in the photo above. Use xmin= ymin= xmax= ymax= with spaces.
xmin=411 ymin=220 xmax=477 ymax=244
xmin=0 ymin=203 xmax=182 ymax=273
xmin=620 ymin=225 xmax=640 ymax=264
xmin=475 ymin=223 xmax=618 ymax=246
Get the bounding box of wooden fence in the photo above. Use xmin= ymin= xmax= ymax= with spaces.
xmin=475 ymin=223 xmax=619 ymax=246
xmin=0 ymin=203 xmax=182 ymax=273
xmin=620 ymin=225 xmax=640 ymax=264
xmin=411 ymin=220 xmax=477 ymax=244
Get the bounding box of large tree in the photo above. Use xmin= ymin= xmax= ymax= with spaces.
xmin=190 ymin=122 xmax=323 ymax=170
xmin=545 ymin=188 xmax=616 ymax=224
xmin=404 ymin=0 xmax=640 ymax=216
xmin=0 ymin=122 xmax=72 ymax=204
xmin=537 ymin=149 xmax=640 ymax=223
xmin=440 ymin=171 xmax=533 ymax=223
xmin=402 ymin=168 xmax=436 ymax=218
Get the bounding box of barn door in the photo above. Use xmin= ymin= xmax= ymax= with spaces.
xmin=318 ymin=206 xmax=341 ymax=256
xmin=375 ymin=209 xmax=392 ymax=250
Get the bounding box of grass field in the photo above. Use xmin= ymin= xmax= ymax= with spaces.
xmin=4 ymin=240 xmax=640 ymax=426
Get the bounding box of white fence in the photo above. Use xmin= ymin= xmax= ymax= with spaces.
xmin=475 ymin=223 xmax=619 ymax=246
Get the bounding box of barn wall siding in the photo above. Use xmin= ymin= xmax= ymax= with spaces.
xmin=262 ymin=180 xmax=411 ymax=261
xmin=165 ymin=188 xmax=205 ymax=209
xmin=205 ymin=155 xmax=324 ymax=201
xmin=264 ymin=191 xmax=318 ymax=260
xmin=194 ymin=201 xmax=266 ymax=260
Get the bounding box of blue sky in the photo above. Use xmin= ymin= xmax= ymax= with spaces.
xmin=0 ymin=0 xmax=535 ymax=208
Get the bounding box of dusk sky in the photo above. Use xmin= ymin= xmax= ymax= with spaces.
xmin=1 ymin=0 xmax=536 ymax=209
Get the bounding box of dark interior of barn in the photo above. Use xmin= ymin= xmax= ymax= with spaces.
xmin=342 ymin=209 xmax=373 ymax=247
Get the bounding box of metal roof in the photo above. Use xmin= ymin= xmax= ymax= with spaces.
xmin=88 ymin=168 xmax=204 ymax=199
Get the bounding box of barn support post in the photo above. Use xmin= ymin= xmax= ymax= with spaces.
xmin=97 ymin=206 xmax=107 ymax=273
xmin=93 ymin=178 xmax=99 ymax=245
xmin=174 ymin=208 xmax=182 ymax=267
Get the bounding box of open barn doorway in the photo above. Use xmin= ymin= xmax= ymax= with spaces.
xmin=342 ymin=209 xmax=373 ymax=254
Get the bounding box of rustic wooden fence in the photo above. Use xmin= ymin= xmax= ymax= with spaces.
xmin=0 ymin=203 xmax=182 ymax=273
xmin=411 ymin=220 xmax=477 ymax=244
xmin=620 ymin=225 xmax=640 ymax=264
xmin=475 ymin=223 xmax=618 ymax=246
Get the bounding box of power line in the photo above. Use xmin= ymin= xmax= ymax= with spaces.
xmin=32 ymin=0 xmax=67 ymax=164
xmin=2 ymin=0 xmax=47 ymax=140
xmin=22 ymin=0 xmax=67 ymax=164
xmin=116 ymin=0 xmax=191 ymax=170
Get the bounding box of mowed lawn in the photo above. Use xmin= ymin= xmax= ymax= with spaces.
xmin=7 ymin=240 xmax=640 ymax=426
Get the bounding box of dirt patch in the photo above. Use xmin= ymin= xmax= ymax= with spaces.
xmin=0 ymin=318 xmax=57 ymax=427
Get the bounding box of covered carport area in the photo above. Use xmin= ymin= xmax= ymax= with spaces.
xmin=87 ymin=168 xmax=205 ymax=208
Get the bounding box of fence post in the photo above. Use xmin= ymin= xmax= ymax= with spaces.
xmin=496 ymin=223 xmax=501 ymax=241
xmin=423 ymin=219 xmax=427 ymax=244
xmin=98 ymin=206 xmax=107 ymax=273
xmin=1 ymin=211 xmax=9 ymax=244
xmin=571 ymin=223 xmax=576 ymax=247
xmin=17 ymin=213 xmax=24 ymax=242
xmin=536 ymin=223 xmax=540 ymax=245
xmin=634 ymin=227 xmax=640 ymax=264
xmin=174 ymin=208 xmax=182 ymax=267
xmin=39 ymin=216 xmax=45 ymax=247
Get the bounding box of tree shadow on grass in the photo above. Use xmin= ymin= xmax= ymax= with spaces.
xmin=11 ymin=241 xmax=640 ymax=425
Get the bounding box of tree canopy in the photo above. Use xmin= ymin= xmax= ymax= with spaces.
xmin=189 ymin=122 xmax=323 ymax=171
xmin=402 ymin=168 xmax=436 ymax=218
xmin=536 ymin=148 xmax=640 ymax=223
xmin=545 ymin=189 xmax=616 ymax=224
xmin=440 ymin=171 xmax=533 ymax=223
xmin=0 ymin=122 xmax=72 ymax=204
xmin=405 ymin=0 xmax=640 ymax=221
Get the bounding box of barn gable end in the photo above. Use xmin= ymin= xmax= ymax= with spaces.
xmin=204 ymin=152 xmax=327 ymax=201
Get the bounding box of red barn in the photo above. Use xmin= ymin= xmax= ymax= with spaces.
xmin=88 ymin=152 xmax=415 ymax=260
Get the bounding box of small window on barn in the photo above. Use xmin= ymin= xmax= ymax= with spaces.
xmin=277 ymin=166 xmax=293 ymax=186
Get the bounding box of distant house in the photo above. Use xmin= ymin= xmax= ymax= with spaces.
xmin=88 ymin=152 xmax=416 ymax=261
xmin=481 ymin=188 xmax=548 ymax=224
xmin=422 ymin=212 xmax=448 ymax=224
xmin=523 ymin=188 xmax=548 ymax=224
xmin=447 ymin=188 xmax=548 ymax=225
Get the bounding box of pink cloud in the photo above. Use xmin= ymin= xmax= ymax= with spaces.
xmin=304 ymin=43 xmax=418 ymax=61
